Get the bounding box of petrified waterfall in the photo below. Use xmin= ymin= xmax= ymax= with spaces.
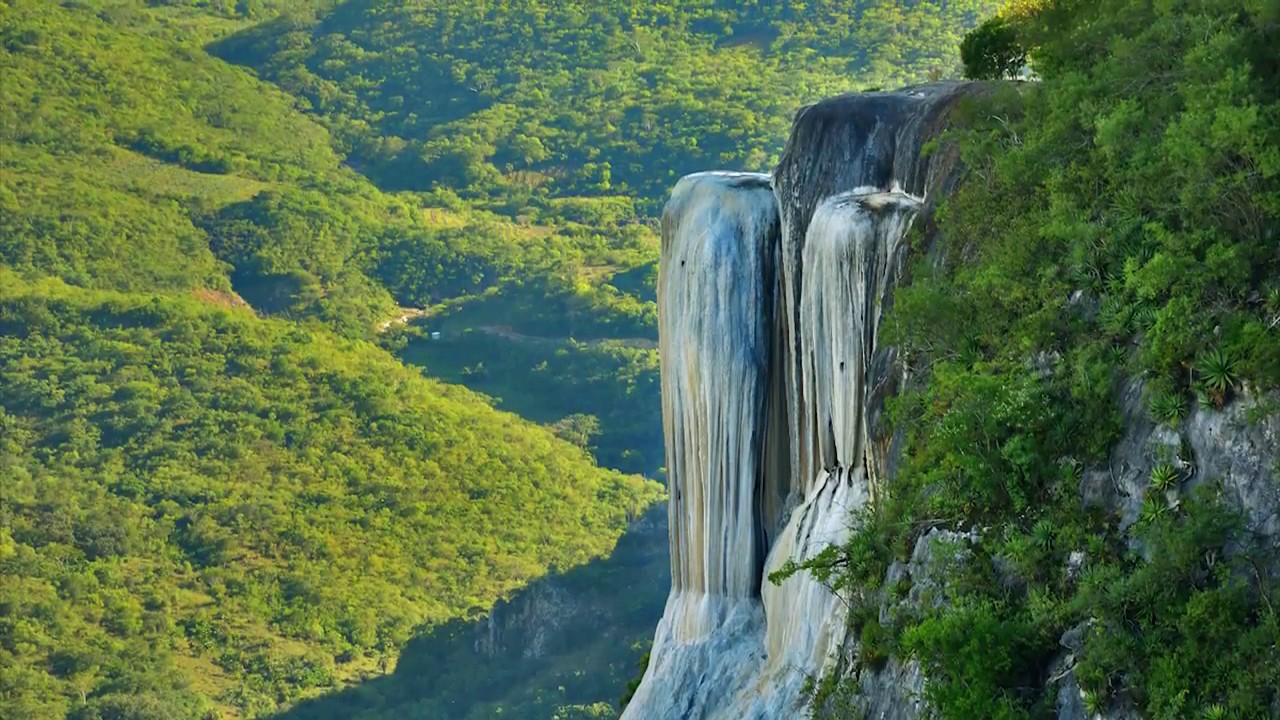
xmin=623 ymin=85 xmax=974 ymax=720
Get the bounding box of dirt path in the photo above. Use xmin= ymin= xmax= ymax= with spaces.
xmin=376 ymin=311 xmax=657 ymax=350
xmin=376 ymin=306 xmax=429 ymax=333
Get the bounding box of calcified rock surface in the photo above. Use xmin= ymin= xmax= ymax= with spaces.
xmin=623 ymin=84 xmax=976 ymax=720
xmin=632 ymin=171 xmax=779 ymax=716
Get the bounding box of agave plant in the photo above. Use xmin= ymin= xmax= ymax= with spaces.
xmin=1131 ymin=304 xmax=1158 ymax=330
xmin=1098 ymin=295 xmax=1134 ymax=337
xmin=957 ymin=336 xmax=984 ymax=367
xmin=1198 ymin=348 xmax=1239 ymax=407
xmin=1203 ymin=703 xmax=1229 ymax=720
xmin=1078 ymin=563 xmax=1111 ymax=594
xmin=1082 ymin=689 xmax=1105 ymax=716
xmin=1149 ymin=463 xmax=1180 ymax=493
xmin=1139 ymin=494 xmax=1169 ymax=524
xmin=1032 ymin=518 xmax=1056 ymax=551
xmin=1149 ymin=389 xmax=1187 ymax=426
xmin=1107 ymin=343 xmax=1130 ymax=367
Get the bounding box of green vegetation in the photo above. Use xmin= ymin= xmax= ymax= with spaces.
xmin=1197 ymin=347 xmax=1240 ymax=407
xmin=216 ymin=0 xmax=1001 ymax=209
xmin=1 ymin=0 xmax=676 ymax=716
xmin=274 ymin=508 xmax=668 ymax=720
xmin=0 ymin=274 xmax=659 ymax=718
xmin=1 ymin=0 xmax=345 ymax=293
xmin=397 ymin=328 xmax=661 ymax=478
xmin=784 ymin=0 xmax=1280 ymax=718
xmin=1150 ymin=463 xmax=1180 ymax=493
xmin=1149 ymin=387 xmax=1189 ymax=426
xmin=960 ymin=15 xmax=1026 ymax=80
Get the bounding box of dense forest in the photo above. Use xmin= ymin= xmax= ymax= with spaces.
xmin=0 ymin=0 xmax=1002 ymax=718
xmin=215 ymin=0 xmax=999 ymax=206
xmin=0 ymin=273 xmax=658 ymax=718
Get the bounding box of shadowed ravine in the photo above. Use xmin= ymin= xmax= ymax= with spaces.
xmin=622 ymin=83 xmax=980 ymax=720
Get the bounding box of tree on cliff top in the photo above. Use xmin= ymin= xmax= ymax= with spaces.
xmin=960 ymin=16 xmax=1027 ymax=79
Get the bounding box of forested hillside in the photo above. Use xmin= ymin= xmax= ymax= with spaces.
xmin=1 ymin=1 xmax=666 ymax=716
xmin=217 ymin=0 xmax=999 ymax=207
xmin=0 ymin=0 xmax=1002 ymax=717
xmin=0 ymin=274 xmax=658 ymax=718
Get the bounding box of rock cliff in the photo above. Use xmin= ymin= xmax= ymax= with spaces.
xmin=624 ymin=81 xmax=1279 ymax=719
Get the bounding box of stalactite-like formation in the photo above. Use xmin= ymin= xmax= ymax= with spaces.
xmin=623 ymin=172 xmax=780 ymax=718
xmin=659 ymin=171 xmax=779 ymax=629
xmin=774 ymin=86 xmax=972 ymax=498
xmin=799 ymin=190 xmax=920 ymax=477
xmin=760 ymin=189 xmax=920 ymax=689
xmin=623 ymin=84 xmax=975 ymax=720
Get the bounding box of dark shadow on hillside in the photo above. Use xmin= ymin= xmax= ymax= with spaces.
xmin=272 ymin=506 xmax=669 ymax=720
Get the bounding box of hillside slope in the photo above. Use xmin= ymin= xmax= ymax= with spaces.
xmin=216 ymin=0 xmax=1001 ymax=208
xmin=0 ymin=275 xmax=659 ymax=718
xmin=0 ymin=1 xmax=661 ymax=717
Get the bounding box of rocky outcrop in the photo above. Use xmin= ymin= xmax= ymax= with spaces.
xmin=368 ymin=507 xmax=671 ymax=719
xmin=1082 ymin=380 xmax=1280 ymax=543
xmin=627 ymin=81 xmax=1279 ymax=720
xmin=849 ymin=529 xmax=979 ymax=720
xmin=624 ymin=84 xmax=981 ymax=720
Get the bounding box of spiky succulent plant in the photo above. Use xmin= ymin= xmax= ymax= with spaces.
xmin=1149 ymin=389 xmax=1187 ymax=426
xmin=1150 ymin=463 xmax=1180 ymax=493
xmin=1198 ymin=348 xmax=1239 ymax=395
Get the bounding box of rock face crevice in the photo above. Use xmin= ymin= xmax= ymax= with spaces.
xmin=623 ymin=84 xmax=978 ymax=720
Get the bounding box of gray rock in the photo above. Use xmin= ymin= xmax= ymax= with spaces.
xmin=848 ymin=528 xmax=980 ymax=718
xmin=856 ymin=656 xmax=929 ymax=720
xmin=1183 ymin=392 xmax=1280 ymax=539
xmin=1065 ymin=550 xmax=1087 ymax=581
xmin=1082 ymin=379 xmax=1279 ymax=544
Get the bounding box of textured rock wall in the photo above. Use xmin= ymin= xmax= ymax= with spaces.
xmin=623 ymin=84 xmax=978 ymax=720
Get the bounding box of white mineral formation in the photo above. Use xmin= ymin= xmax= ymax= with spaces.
xmin=624 ymin=85 xmax=967 ymax=720
xmin=628 ymin=172 xmax=780 ymax=716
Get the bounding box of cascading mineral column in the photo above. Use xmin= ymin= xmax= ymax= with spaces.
xmin=659 ymin=171 xmax=779 ymax=624
xmin=760 ymin=189 xmax=922 ymax=677
xmin=624 ymin=172 xmax=780 ymax=720
xmin=774 ymin=84 xmax=968 ymax=498
xmin=628 ymin=84 xmax=977 ymax=720
xmin=799 ymin=190 xmax=921 ymax=476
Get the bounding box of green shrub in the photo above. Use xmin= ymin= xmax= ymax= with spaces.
xmin=858 ymin=620 xmax=892 ymax=670
xmin=901 ymin=600 xmax=1045 ymax=719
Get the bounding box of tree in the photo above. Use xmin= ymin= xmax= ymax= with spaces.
xmin=960 ymin=17 xmax=1026 ymax=79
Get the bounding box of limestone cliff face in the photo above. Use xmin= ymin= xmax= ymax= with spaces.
xmin=624 ymin=81 xmax=1280 ymax=720
xmin=622 ymin=84 xmax=978 ymax=720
